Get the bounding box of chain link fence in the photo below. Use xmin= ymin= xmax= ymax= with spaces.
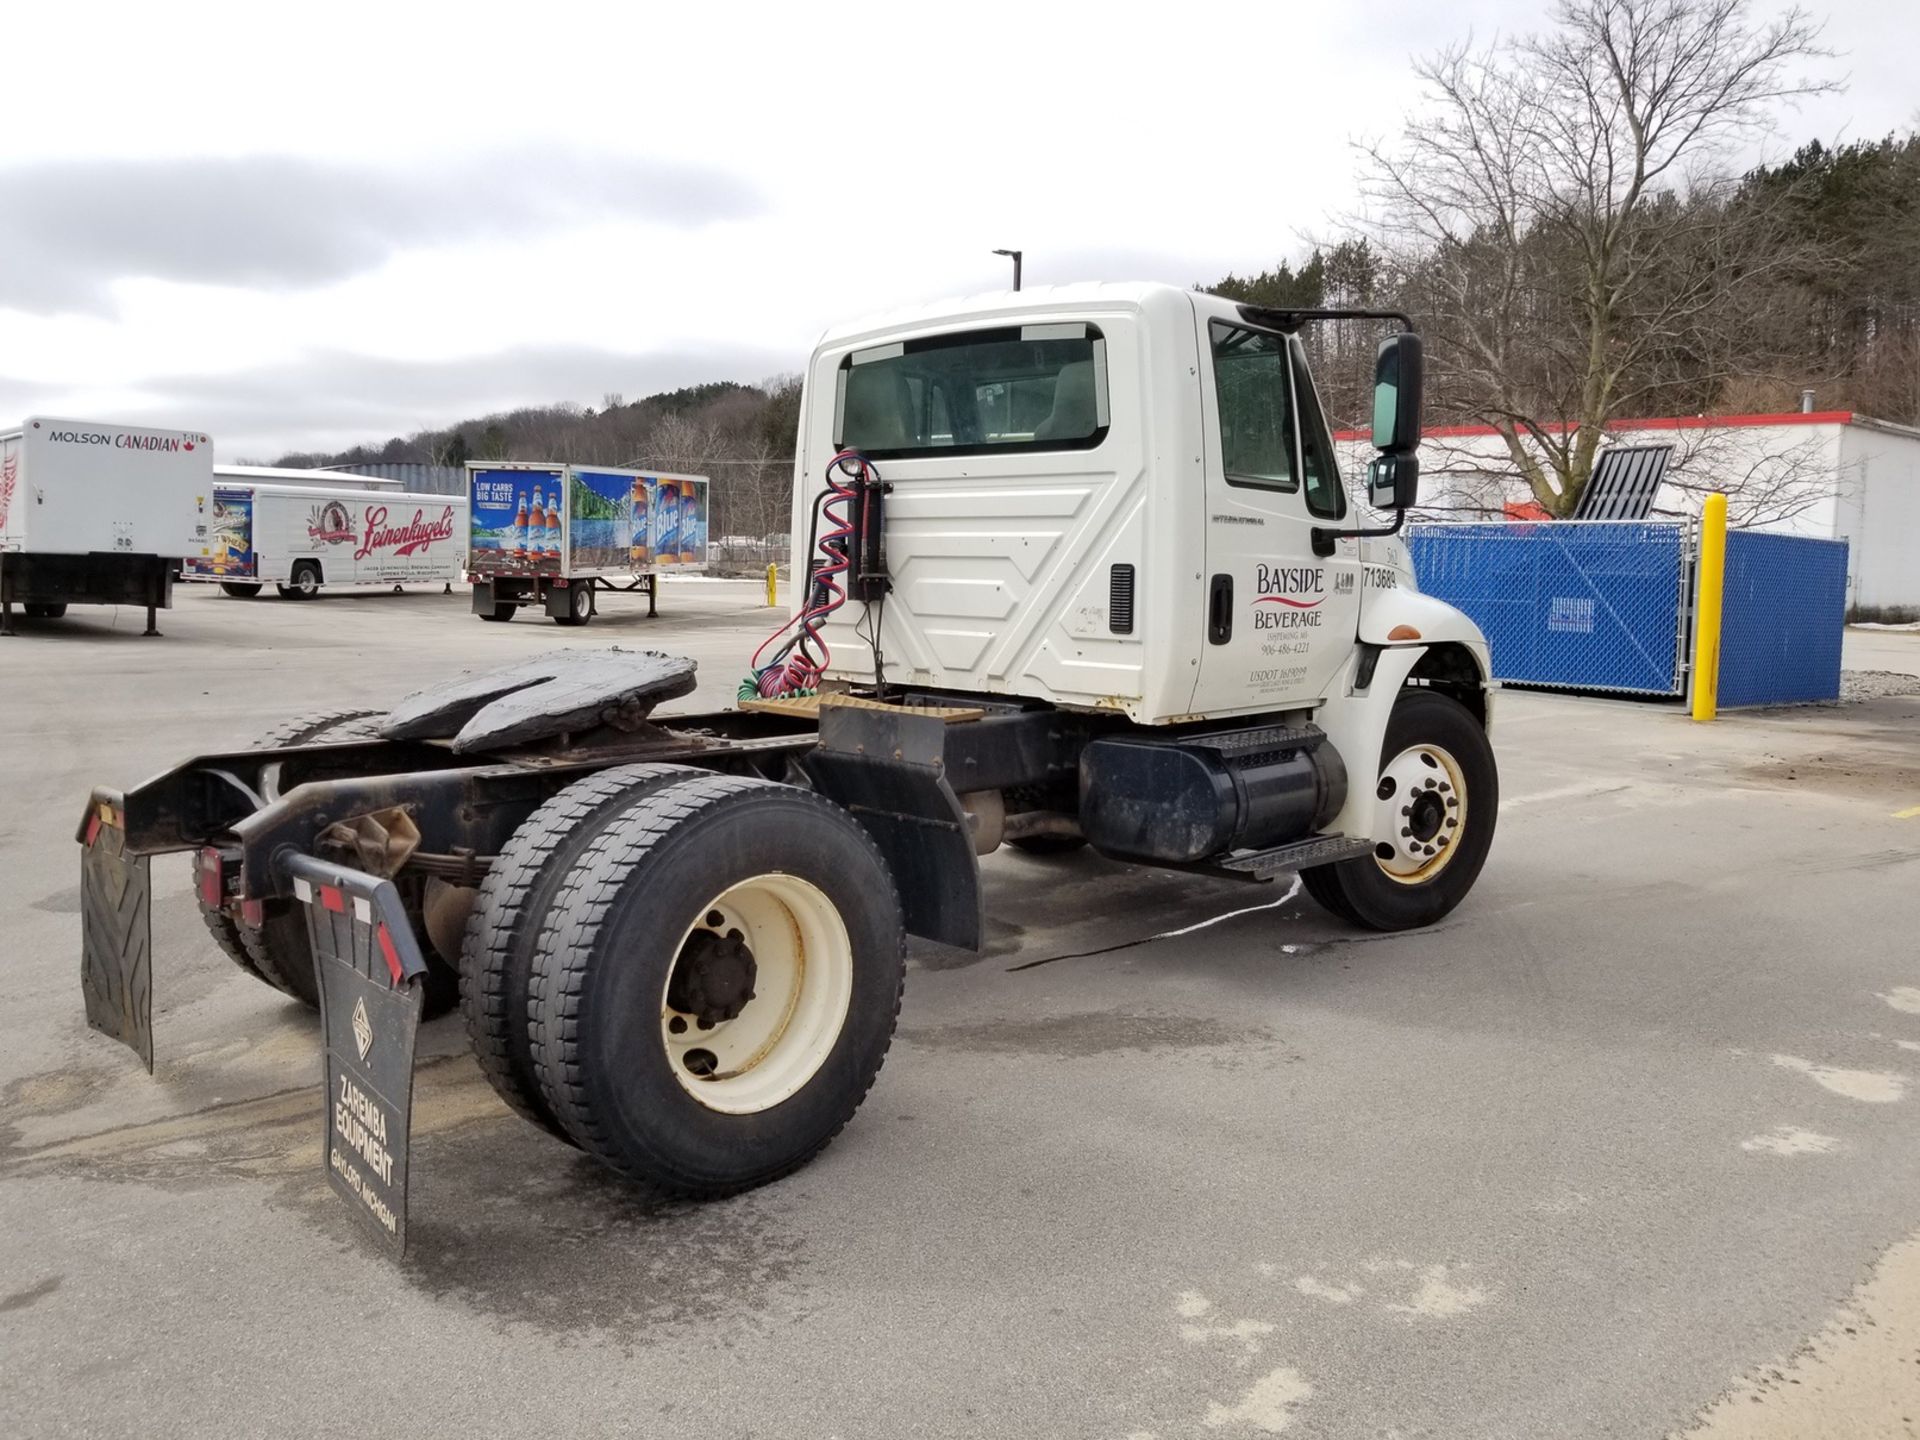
xmin=1718 ymin=531 xmax=1848 ymax=707
xmin=1407 ymin=521 xmax=1692 ymax=695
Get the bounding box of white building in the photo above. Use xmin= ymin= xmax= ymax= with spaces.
xmin=1338 ymin=410 xmax=1920 ymax=613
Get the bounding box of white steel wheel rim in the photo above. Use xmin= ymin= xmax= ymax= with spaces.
xmin=659 ymin=872 xmax=853 ymax=1114
xmin=1374 ymin=742 xmax=1468 ymax=885
xmin=297 ymin=570 xmax=317 ymax=595
xmin=573 ymin=585 xmax=589 ymax=616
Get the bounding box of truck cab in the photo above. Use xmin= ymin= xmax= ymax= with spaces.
xmin=791 ymin=283 xmax=1493 ymax=892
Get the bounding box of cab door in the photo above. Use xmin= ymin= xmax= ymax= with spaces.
xmin=1190 ymin=316 xmax=1360 ymax=717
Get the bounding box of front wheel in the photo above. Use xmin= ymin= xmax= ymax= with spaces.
xmin=280 ymin=563 xmax=320 ymax=600
xmin=529 ymin=775 xmax=905 ymax=1196
xmin=1301 ymin=688 xmax=1497 ymax=931
xmin=220 ymin=582 xmax=262 ymax=598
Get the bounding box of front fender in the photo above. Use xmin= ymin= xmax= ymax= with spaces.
xmin=1359 ymin=587 xmax=1489 ymax=656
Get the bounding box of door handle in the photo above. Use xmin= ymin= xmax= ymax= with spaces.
xmin=1207 ymin=573 xmax=1233 ymax=644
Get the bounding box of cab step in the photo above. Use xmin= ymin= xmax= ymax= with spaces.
xmin=1189 ymin=833 xmax=1376 ymax=883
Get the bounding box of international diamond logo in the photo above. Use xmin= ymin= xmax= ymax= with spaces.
xmin=352 ymin=996 xmax=374 ymax=1061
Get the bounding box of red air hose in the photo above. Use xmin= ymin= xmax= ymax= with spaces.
xmin=740 ymin=451 xmax=873 ymax=700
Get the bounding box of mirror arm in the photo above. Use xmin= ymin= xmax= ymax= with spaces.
xmin=1310 ymin=508 xmax=1405 ymax=556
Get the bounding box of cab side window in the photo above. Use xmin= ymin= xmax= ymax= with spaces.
xmin=1290 ymin=338 xmax=1348 ymax=522
xmin=1209 ymin=321 xmax=1298 ymax=491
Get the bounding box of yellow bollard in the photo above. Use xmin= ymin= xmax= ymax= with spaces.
xmin=1691 ymin=492 xmax=1728 ymax=722
xmin=766 ymin=563 xmax=778 ymax=608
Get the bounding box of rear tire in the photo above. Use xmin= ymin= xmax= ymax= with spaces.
xmin=552 ymin=581 xmax=593 ymax=627
xmin=192 ymin=708 xmax=467 ymax=1015
xmin=281 ymin=563 xmax=321 ymax=600
xmin=460 ymin=763 xmax=703 ymax=1142
xmin=479 ymin=604 xmax=517 ymax=623
xmin=220 ymin=582 xmax=262 ymax=598
xmin=23 ymin=603 xmax=66 ymax=618
xmin=529 ymin=776 xmax=905 ymax=1196
xmin=1300 ymin=688 xmax=1497 ymax=931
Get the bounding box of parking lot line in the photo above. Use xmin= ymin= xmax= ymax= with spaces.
xmin=1894 ymin=804 xmax=1920 ymax=819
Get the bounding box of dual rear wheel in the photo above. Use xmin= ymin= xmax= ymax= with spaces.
xmin=462 ymin=770 xmax=905 ymax=1196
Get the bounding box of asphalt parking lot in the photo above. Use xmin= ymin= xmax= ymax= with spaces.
xmin=3 ymin=582 xmax=1919 ymax=1439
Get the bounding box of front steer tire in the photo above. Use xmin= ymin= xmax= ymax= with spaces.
xmin=1301 ymin=688 xmax=1498 ymax=932
xmin=459 ymin=762 xmax=703 ymax=1143
xmin=528 ymin=775 xmax=905 ymax=1197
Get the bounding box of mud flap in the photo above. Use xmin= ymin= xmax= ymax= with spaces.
xmin=78 ymin=794 xmax=154 ymax=1072
xmin=285 ymin=854 xmax=429 ymax=1255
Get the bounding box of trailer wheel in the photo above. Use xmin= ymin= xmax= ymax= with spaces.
xmin=220 ymin=582 xmax=262 ymax=598
xmin=460 ymin=762 xmax=703 ymax=1141
xmin=552 ymin=581 xmax=593 ymax=627
xmin=529 ymin=776 xmax=905 ymax=1196
xmin=479 ymin=604 xmax=517 ymax=622
xmin=280 ymin=562 xmax=321 ymax=600
xmin=23 ymin=603 xmax=67 ymax=618
xmin=1301 ymin=688 xmax=1497 ymax=931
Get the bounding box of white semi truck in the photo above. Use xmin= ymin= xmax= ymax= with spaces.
xmin=183 ymin=479 xmax=468 ymax=599
xmin=75 ymin=284 xmax=1496 ymax=1251
xmin=467 ymin=461 xmax=709 ymax=625
xmin=0 ymin=416 xmax=212 ymax=634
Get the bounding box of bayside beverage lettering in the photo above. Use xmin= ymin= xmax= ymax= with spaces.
xmin=355 ymin=504 xmax=456 ymax=561
xmin=1253 ymin=563 xmax=1324 ymax=630
xmin=334 ymin=1072 xmax=394 ymax=1186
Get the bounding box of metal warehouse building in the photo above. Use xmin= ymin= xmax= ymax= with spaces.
xmin=1341 ymin=409 xmax=1920 ymax=613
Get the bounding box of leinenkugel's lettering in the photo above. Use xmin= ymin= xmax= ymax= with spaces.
xmin=334 ymin=1073 xmax=395 ymax=1185
xmin=355 ymin=504 xmax=457 ymax=561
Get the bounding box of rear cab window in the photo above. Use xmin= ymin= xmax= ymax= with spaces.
xmin=837 ymin=324 xmax=1109 ymax=458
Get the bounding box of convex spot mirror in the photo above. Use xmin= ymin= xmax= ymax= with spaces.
xmin=1367 ymin=452 xmax=1421 ymax=511
xmin=1371 ymin=332 xmax=1424 ymax=455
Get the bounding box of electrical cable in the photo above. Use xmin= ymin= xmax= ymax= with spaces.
xmin=739 ymin=451 xmax=876 ymax=700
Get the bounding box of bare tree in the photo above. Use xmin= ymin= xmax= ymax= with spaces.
xmin=1358 ymin=0 xmax=1833 ymax=515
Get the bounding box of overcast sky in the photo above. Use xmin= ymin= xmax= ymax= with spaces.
xmin=3 ymin=1 xmax=1913 ymax=459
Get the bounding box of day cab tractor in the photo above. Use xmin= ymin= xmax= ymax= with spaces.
xmin=75 ymin=283 xmax=1497 ymax=1249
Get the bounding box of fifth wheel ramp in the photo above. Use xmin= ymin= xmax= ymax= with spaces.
xmin=381 ymin=648 xmax=698 ymax=752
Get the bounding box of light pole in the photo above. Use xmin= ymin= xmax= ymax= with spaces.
xmin=992 ymin=248 xmax=1023 ymax=291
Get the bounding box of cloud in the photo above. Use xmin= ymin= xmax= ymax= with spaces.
xmin=0 ymin=150 xmax=762 ymax=314
xmin=114 ymin=342 xmax=798 ymax=457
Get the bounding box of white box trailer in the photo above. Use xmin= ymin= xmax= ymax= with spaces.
xmin=183 ymin=481 xmax=469 ymax=599
xmin=0 ymin=416 xmax=212 ymax=635
xmin=466 ymin=461 xmax=709 ymax=625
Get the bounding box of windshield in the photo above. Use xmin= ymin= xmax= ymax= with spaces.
xmin=837 ymin=324 xmax=1107 ymax=458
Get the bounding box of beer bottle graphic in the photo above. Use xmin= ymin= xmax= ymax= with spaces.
xmin=655 ymin=480 xmax=679 ymax=567
xmin=629 ymin=478 xmax=650 ymax=567
xmin=547 ymin=484 xmax=563 ymax=564
xmin=514 ymin=489 xmax=530 ymax=562
xmin=679 ymin=480 xmax=698 ymax=563
xmin=529 ymin=488 xmax=546 ymax=570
